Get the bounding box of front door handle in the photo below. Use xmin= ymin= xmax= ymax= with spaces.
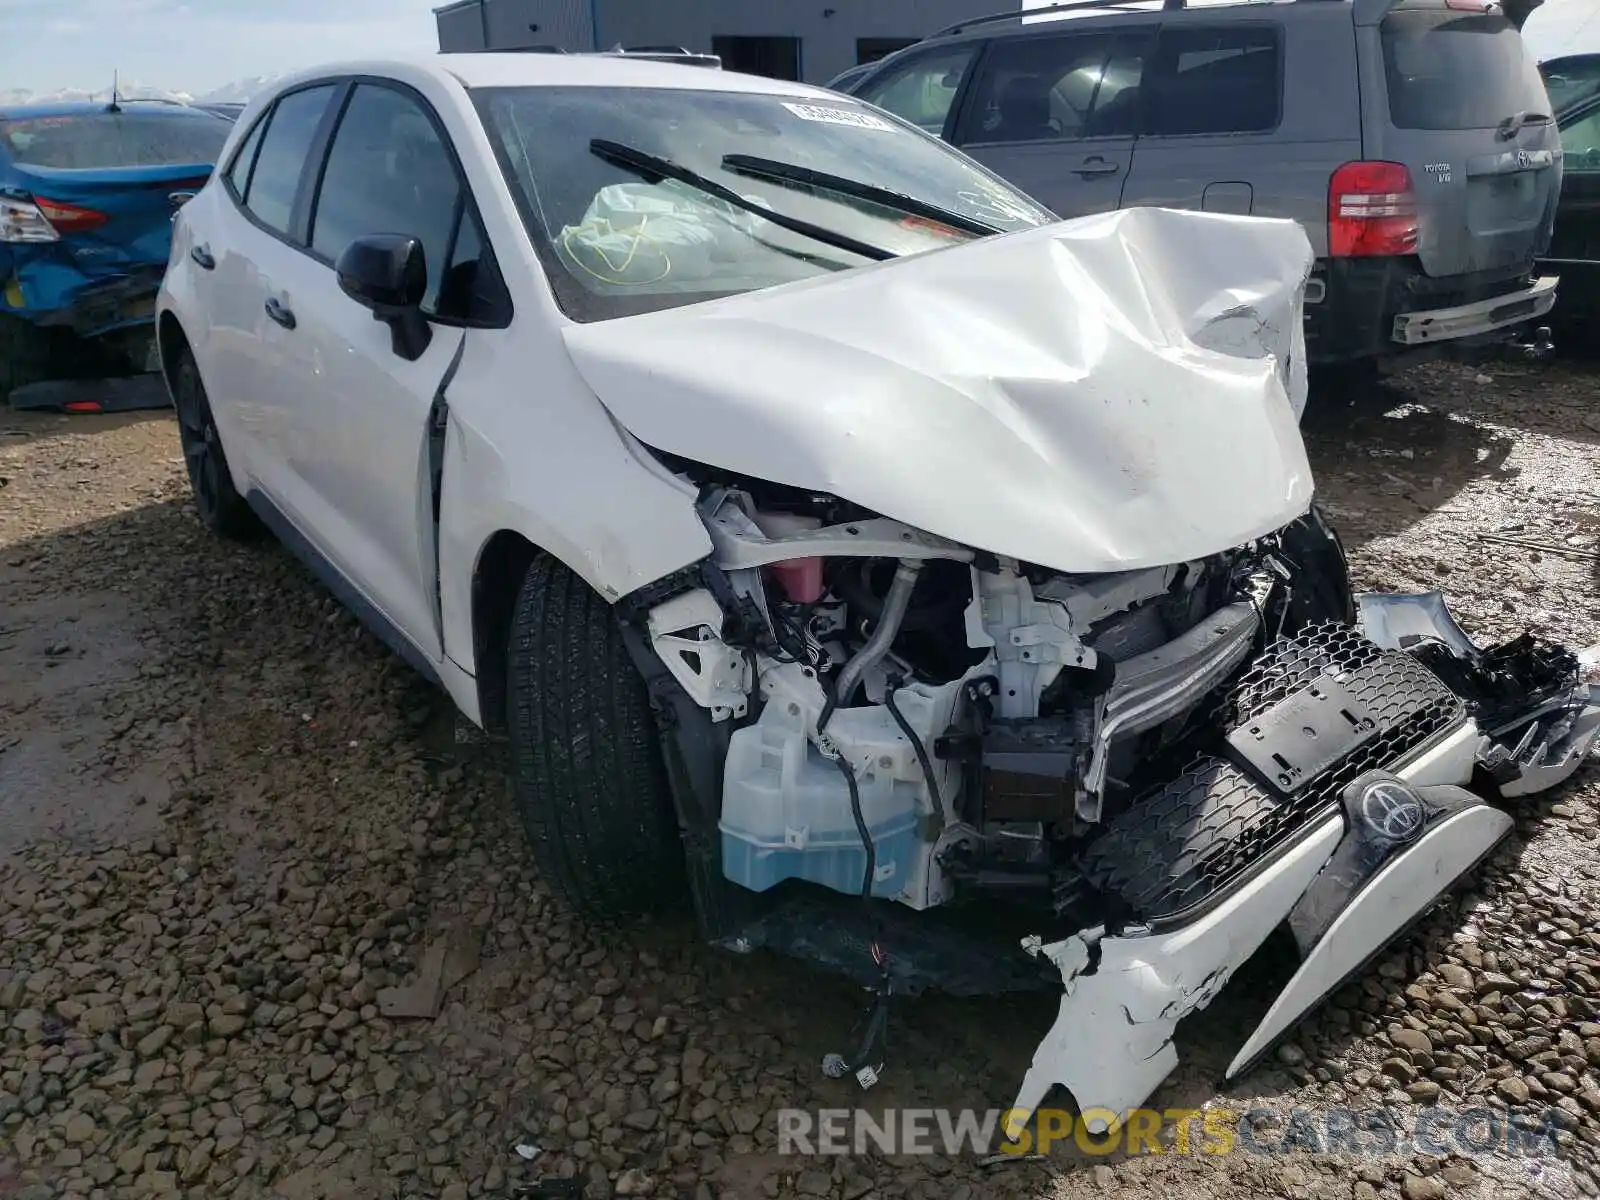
xmin=1075 ymin=156 xmax=1121 ymax=177
xmin=190 ymin=244 xmax=215 ymax=270
xmin=264 ymin=297 xmax=296 ymax=330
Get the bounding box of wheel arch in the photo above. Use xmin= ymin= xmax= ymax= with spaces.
xmin=467 ymin=520 xmax=716 ymax=736
xmin=156 ymin=310 xmax=190 ymax=396
xmin=471 ymin=528 xmax=543 ymax=736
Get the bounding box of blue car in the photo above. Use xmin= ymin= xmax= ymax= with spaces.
xmin=0 ymin=100 xmax=232 ymax=392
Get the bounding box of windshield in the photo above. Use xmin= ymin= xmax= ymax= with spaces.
xmin=1381 ymin=9 xmax=1551 ymax=131
xmin=472 ymin=85 xmax=1053 ymax=323
xmin=0 ymin=110 xmax=231 ymax=169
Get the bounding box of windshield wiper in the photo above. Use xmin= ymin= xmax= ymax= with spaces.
xmin=588 ymin=139 xmax=895 ymax=262
xmin=1497 ymin=109 xmax=1552 ymax=140
xmin=722 ymin=154 xmax=1004 ymax=238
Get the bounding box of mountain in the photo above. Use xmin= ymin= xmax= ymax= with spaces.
xmin=196 ymin=75 xmax=286 ymax=104
xmin=0 ymin=75 xmax=284 ymax=111
xmin=0 ymin=82 xmax=192 ymax=108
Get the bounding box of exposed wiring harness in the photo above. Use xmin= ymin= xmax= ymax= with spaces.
xmin=886 ymin=673 xmax=948 ymax=836
xmin=814 ymin=559 xmax=924 ymax=1091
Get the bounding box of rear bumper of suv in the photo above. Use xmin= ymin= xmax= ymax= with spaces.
xmin=1304 ymin=258 xmax=1557 ymax=365
xmin=1390 ymin=274 xmax=1558 ymax=346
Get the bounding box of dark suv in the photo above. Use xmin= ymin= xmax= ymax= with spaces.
xmin=832 ymin=0 xmax=1563 ymax=369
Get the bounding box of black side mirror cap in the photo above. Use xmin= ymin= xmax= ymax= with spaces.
xmin=335 ymin=233 xmax=433 ymax=361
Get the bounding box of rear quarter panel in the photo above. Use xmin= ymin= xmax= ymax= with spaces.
xmin=158 ymin=189 xmax=215 ymax=375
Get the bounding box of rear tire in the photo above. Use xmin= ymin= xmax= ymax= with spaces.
xmin=505 ymin=553 xmax=688 ymax=919
xmin=0 ymin=313 xmax=52 ymax=401
xmin=172 ymin=350 xmax=260 ymax=540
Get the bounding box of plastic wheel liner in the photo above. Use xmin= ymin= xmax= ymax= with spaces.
xmin=1002 ymin=592 xmax=1599 ymax=1140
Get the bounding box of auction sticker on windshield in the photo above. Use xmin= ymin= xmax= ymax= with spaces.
xmin=782 ymin=102 xmax=895 ymax=131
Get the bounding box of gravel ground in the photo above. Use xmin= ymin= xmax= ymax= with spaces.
xmin=2 ymin=358 xmax=1599 ymax=1200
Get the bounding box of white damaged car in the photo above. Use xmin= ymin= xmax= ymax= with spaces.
xmin=155 ymin=51 xmax=1600 ymax=1138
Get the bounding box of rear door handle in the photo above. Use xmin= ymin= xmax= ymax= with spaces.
xmin=264 ymin=297 xmax=296 ymax=330
xmin=1075 ymin=156 xmax=1121 ymax=177
xmin=190 ymin=244 xmax=215 ymax=270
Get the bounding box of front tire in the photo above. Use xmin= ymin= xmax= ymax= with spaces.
xmin=505 ymin=553 xmax=688 ymax=918
xmin=172 ymin=350 xmax=259 ymax=540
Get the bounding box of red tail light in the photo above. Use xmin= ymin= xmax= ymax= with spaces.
xmin=1328 ymin=161 xmax=1418 ymax=258
xmin=32 ymin=197 xmax=109 ymax=234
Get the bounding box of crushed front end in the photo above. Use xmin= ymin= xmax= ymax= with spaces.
xmin=615 ymin=478 xmax=1600 ymax=1132
xmin=578 ymin=204 xmax=1596 ymax=1138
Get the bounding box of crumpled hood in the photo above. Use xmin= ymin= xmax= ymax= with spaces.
xmin=562 ymin=205 xmax=1317 ymax=575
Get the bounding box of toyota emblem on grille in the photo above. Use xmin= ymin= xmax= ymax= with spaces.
xmin=1359 ymin=781 xmax=1425 ymax=843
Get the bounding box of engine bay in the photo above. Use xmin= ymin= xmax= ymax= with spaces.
xmin=612 ymin=451 xmax=1600 ymax=1118
xmin=637 ymin=466 xmax=1382 ymax=930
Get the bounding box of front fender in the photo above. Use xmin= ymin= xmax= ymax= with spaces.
xmin=436 ymin=329 xmax=713 ymax=679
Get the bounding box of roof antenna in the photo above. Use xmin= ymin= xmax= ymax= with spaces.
xmin=107 ymin=70 xmax=122 ymax=114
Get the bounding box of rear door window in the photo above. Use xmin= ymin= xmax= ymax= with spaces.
xmin=1142 ymin=26 xmax=1281 ymax=137
xmin=237 ymin=84 xmax=338 ymax=236
xmin=223 ymin=115 xmax=267 ymax=197
xmin=957 ymin=32 xmax=1147 ymax=144
xmin=1381 ymin=8 xmax=1550 ymax=131
xmin=855 ymin=46 xmax=979 ymax=135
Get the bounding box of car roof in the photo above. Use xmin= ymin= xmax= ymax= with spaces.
xmin=263 ymin=52 xmax=843 ymax=102
xmin=0 ymin=100 xmax=212 ymax=121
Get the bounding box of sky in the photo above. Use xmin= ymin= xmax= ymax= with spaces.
xmin=1 ymin=0 xmax=1596 ymax=96
xmin=1521 ymin=0 xmax=1600 ymax=60
xmin=0 ymin=0 xmax=444 ymax=95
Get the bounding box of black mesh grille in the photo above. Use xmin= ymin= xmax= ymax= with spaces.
xmin=1080 ymin=623 xmax=1466 ymax=921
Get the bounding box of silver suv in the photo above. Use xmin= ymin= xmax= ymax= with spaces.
xmin=833 ymin=0 xmax=1563 ymax=369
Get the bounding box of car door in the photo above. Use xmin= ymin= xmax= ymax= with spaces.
xmin=1546 ymin=96 xmax=1600 ymax=330
xmin=1118 ymin=22 xmax=1310 ymax=221
xmin=202 ymin=83 xmax=342 ymax=499
xmin=848 ymin=42 xmax=984 ymax=139
xmin=945 ymin=28 xmax=1151 ymax=220
xmin=264 ymin=80 xmax=510 ymax=663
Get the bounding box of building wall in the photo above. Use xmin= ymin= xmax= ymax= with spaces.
xmin=436 ymin=2 xmax=489 ymax=52
xmin=598 ymin=0 xmax=1008 ymax=83
xmin=437 ymin=0 xmax=1015 ymax=84
xmin=436 ymin=0 xmax=598 ymax=54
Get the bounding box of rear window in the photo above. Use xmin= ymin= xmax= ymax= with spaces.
xmin=1145 ymin=26 xmax=1281 ymax=137
xmin=0 ymin=110 xmax=231 ymax=169
xmin=1541 ymin=56 xmax=1600 ymax=117
xmin=1380 ymin=8 xmax=1550 ymax=131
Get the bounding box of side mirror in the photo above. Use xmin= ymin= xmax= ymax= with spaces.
xmin=335 ymin=233 xmax=433 ymax=361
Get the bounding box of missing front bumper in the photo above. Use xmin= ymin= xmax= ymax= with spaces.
xmin=1224 ymin=776 xmax=1512 ymax=1079
xmin=1006 ymin=591 xmax=1600 ymax=1140
xmin=1005 ymin=756 xmax=1497 ymax=1139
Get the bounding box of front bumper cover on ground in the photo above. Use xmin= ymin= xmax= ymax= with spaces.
xmin=1005 ymin=591 xmax=1599 ymax=1140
